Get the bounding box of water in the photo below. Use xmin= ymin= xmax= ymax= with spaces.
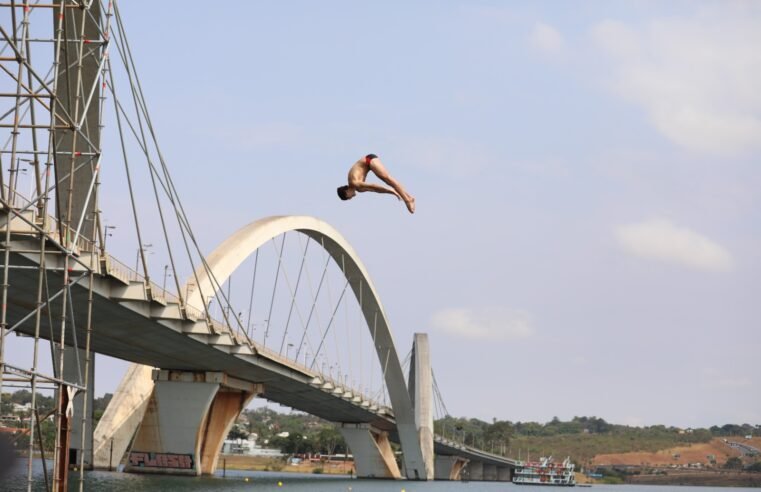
xmin=1 ymin=460 xmax=758 ymax=492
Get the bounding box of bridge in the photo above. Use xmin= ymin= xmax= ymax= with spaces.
xmin=2 ymin=204 xmax=517 ymax=481
xmin=0 ymin=1 xmax=517 ymax=489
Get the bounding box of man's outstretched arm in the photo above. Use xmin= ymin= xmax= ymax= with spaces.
xmin=353 ymin=182 xmax=401 ymax=198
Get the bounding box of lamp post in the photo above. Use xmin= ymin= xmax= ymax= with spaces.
xmin=135 ymin=243 xmax=153 ymax=272
xmin=286 ymin=343 xmax=294 ymax=360
xmin=9 ymin=158 xmax=33 ymax=200
xmin=103 ymin=225 xmax=116 ymax=250
xmin=12 ymin=164 xmax=26 ymax=199
xmin=456 ymin=427 xmax=464 ymax=445
xmin=206 ymin=296 xmax=215 ymax=318
xmin=163 ymin=264 xmax=172 ymax=291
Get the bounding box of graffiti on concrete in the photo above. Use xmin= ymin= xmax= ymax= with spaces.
xmin=128 ymin=451 xmax=194 ymax=469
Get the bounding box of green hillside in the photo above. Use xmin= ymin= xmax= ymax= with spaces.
xmin=434 ymin=415 xmax=758 ymax=467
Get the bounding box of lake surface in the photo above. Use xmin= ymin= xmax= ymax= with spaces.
xmin=1 ymin=460 xmax=759 ymax=492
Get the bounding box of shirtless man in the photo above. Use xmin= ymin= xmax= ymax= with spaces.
xmin=337 ymin=154 xmax=416 ymax=213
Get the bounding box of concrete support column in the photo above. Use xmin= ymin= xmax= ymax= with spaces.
xmin=339 ymin=423 xmax=401 ymax=479
xmin=408 ymin=333 xmax=434 ymax=480
xmin=497 ymin=466 xmax=512 ymax=481
xmin=62 ymin=347 xmax=94 ymax=469
xmin=434 ymin=455 xmax=468 ymax=480
xmin=125 ymin=370 xmax=259 ymax=476
xmin=467 ymin=461 xmax=484 ymax=481
xmin=198 ymin=387 xmax=257 ymax=474
xmin=483 ymin=463 xmax=497 ymax=481
xmin=93 ymin=364 xmax=154 ymax=469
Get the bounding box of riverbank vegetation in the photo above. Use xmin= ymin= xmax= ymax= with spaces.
xmin=2 ymin=389 xmax=759 ymax=473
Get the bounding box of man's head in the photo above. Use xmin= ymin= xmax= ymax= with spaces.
xmin=337 ymin=185 xmax=356 ymax=201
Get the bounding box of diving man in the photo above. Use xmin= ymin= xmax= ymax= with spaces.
xmin=336 ymin=154 xmax=415 ymax=214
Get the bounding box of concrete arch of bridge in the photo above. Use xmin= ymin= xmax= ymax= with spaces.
xmin=183 ymin=216 xmax=429 ymax=479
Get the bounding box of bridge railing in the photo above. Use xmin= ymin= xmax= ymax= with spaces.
xmin=1 ymin=185 xmax=96 ymax=254
xmin=103 ymin=254 xmax=138 ymax=283
xmin=1 ymin=185 xmax=32 ymax=210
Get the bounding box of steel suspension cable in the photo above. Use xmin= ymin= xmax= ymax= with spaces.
xmin=263 ymin=235 xmax=285 ymax=347
xmin=110 ymin=4 xmax=229 ymax=333
xmin=245 ymin=249 xmax=259 ymax=339
xmin=357 ymin=280 xmax=363 ymax=392
xmin=277 ymin=235 xmax=311 ymax=356
xmin=321 ymin=248 xmax=342 ymax=381
xmin=105 ymin=56 xmax=149 ymax=279
xmin=333 ymin=254 xmax=348 ymax=385
xmin=432 ymin=370 xmax=451 ymax=417
xmin=294 ymin=252 xmax=331 ymax=364
xmin=310 ymin=278 xmax=350 ymax=372
xmin=344 ymin=266 xmax=351 ymax=385
xmin=107 ymin=22 xmax=251 ymax=343
xmin=111 ymin=11 xmax=168 ymax=287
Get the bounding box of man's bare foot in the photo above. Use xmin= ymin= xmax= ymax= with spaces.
xmin=404 ymin=196 xmax=416 ymax=214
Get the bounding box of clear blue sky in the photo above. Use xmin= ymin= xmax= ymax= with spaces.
xmin=8 ymin=1 xmax=760 ymax=428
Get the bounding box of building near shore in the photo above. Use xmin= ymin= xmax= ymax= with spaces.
xmin=222 ymin=438 xmax=284 ymax=457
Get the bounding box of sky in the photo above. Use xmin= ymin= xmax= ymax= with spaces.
xmin=6 ymin=0 xmax=761 ymax=429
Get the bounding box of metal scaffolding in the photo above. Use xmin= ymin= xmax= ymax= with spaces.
xmin=1 ymin=1 xmax=109 ymax=490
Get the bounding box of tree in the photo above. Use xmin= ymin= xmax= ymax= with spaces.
xmin=1 ymin=393 xmax=13 ymax=414
xmin=227 ymin=424 xmax=249 ymax=441
xmin=271 ymin=432 xmax=316 ymax=455
xmin=315 ymin=426 xmax=345 ymax=456
xmin=720 ymin=424 xmax=744 ymax=436
xmin=724 ymin=457 xmax=743 ymax=470
xmin=9 ymin=390 xmax=32 ymax=405
xmin=485 ymin=420 xmax=513 ymax=447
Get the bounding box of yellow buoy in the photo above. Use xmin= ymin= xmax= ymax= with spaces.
xmin=244 ymin=477 xmax=249 ymax=482
xmin=278 ymin=481 xmax=283 ymax=487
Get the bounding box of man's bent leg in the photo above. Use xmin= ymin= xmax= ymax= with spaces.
xmin=370 ymin=159 xmax=416 ymax=213
xmin=376 ymin=174 xmax=414 ymax=212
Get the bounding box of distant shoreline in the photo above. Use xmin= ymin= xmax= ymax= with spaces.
xmin=218 ymin=454 xmax=354 ymax=476
xmin=626 ymin=470 xmax=761 ymax=487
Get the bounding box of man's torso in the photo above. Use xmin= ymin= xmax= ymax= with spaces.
xmin=348 ymin=158 xmax=371 ymax=187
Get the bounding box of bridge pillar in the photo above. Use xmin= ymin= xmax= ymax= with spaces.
xmin=93 ymin=364 xmax=154 ymax=469
xmin=62 ymin=347 xmax=95 ymax=469
xmin=124 ymin=370 xmax=260 ymax=476
xmin=408 ymin=333 xmax=434 ymax=480
xmin=483 ymin=463 xmax=497 ymax=481
xmin=467 ymin=461 xmax=484 ymax=480
xmin=339 ymin=423 xmax=401 ymax=479
xmin=497 ymin=466 xmax=513 ymax=481
xmin=434 ymin=455 xmax=468 ymax=480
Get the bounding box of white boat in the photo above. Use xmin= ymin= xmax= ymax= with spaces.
xmin=513 ymin=456 xmax=576 ymax=486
